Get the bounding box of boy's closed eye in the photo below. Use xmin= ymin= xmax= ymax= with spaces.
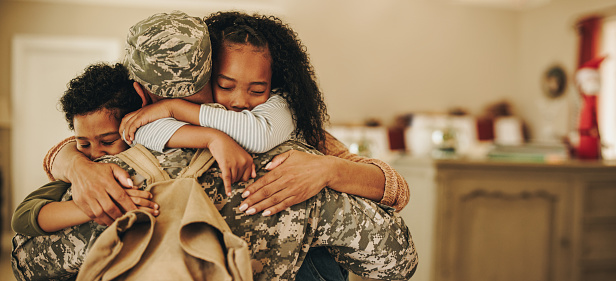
xmin=100 ymin=134 xmax=122 ymax=143
xmin=101 ymin=139 xmax=120 ymax=146
xmin=77 ymin=142 xmax=90 ymax=149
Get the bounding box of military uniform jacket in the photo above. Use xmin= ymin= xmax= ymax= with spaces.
xmin=12 ymin=140 xmax=418 ymax=281
xmin=76 ymin=145 xmax=252 ymax=281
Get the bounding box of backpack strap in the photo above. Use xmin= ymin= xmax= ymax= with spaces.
xmin=177 ymin=148 xmax=216 ymax=179
xmin=117 ymin=144 xmax=170 ymax=185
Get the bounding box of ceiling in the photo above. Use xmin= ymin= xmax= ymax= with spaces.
xmin=11 ymin=0 xmax=553 ymax=11
xmin=452 ymin=0 xmax=552 ymax=10
xmin=9 ymin=0 xmax=288 ymax=13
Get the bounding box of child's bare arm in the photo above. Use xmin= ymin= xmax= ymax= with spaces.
xmin=37 ymin=201 xmax=93 ymax=232
xmin=37 ymin=189 xmax=158 ymax=233
xmin=121 ymin=99 xmax=201 ymax=144
xmin=167 ymin=125 xmax=256 ymax=195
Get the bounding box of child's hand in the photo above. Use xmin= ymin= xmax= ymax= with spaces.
xmin=124 ymin=188 xmax=160 ymax=217
xmin=208 ymin=132 xmax=257 ymax=197
xmin=120 ymin=101 xmax=174 ymax=144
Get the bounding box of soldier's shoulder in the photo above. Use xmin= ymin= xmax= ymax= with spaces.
xmin=94 ymin=154 xmax=128 ymax=167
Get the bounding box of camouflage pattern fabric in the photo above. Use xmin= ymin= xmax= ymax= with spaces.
xmin=10 ymin=155 xmax=138 ymax=281
xmin=124 ymin=10 xmax=212 ymax=98
xmin=11 ymin=141 xmax=417 ymax=281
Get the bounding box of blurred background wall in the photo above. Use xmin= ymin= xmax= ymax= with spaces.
xmin=2 ymin=0 xmax=614 ymax=140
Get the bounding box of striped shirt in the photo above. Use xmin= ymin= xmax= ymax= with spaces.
xmin=133 ymin=94 xmax=295 ymax=153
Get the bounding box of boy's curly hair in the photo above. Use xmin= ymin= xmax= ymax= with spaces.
xmin=205 ymin=11 xmax=329 ymax=150
xmin=60 ymin=63 xmax=141 ymax=130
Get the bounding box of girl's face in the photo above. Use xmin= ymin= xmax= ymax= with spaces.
xmin=213 ymin=43 xmax=272 ymax=112
xmin=74 ymin=108 xmax=129 ymax=160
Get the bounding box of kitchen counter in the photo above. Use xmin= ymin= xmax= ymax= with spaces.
xmin=392 ymin=155 xmax=616 ymax=281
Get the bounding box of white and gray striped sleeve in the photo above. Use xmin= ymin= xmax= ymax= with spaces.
xmin=199 ymin=94 xmax=295 ymax=153
xmin=132 ymin=117 xmax=188 ymax=152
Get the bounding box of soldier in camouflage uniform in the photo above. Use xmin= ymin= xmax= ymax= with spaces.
xmin=12 ymin=11 xmax=418 ymax=280
xmin=13 ymin=141 xmax=417 ymax=281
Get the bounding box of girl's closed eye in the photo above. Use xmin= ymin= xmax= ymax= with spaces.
xmin=250 ymin=87 xmax=267 ymax=95
xmin=216 ymin=77 xmax=235 ymax=91
xmin=102 ymin=139 xmax=118 ymax=146
xmin=217 ymin=84 xmax=232 ymax=91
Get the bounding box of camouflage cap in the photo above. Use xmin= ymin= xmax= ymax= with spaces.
xmin=124 ymin=11 xmax=211 ymax=98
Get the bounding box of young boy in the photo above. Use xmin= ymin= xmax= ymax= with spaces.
xmin=11 ymin=63 xmax=159 ymax=236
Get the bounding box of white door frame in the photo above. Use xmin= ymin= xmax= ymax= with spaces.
xmin=11 ymin=35 xmax=121 ymax=211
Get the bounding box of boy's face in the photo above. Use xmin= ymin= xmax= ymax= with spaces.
xmin=74 ymin=108 xmax=129 ymax=160
xmin=212 ymin=43 xmax=272 ymax=112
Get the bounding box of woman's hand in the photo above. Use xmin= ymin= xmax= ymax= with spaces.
xmin=208 ymin=131 xmax=257 ymax=196
xmin=119 ymin=101 xmax=174 ymax=144
xmin=239 ymin=150 xmax=334 ymax=216
xmin=67 ymin=157 xmax=136 ymax=226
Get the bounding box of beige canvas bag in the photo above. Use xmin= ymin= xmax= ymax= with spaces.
xmin=77 ymin=145 xmax=253 ymax=281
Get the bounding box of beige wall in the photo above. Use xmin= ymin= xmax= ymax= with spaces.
xmin=1 ymin=0 xmax=614 ymax=139
xmin=287 ymin=1 xmax=518 ymax=125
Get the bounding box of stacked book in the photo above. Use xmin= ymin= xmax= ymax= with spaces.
xmin=487 ymin=143 xmax=569 ymax=163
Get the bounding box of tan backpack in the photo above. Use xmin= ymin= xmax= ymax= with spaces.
xmin=77 ymin=145 xmax=253 ymax=281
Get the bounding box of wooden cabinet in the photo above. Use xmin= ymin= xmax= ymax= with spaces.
xmin=579 ymin=179 xmax=616 ymax=281
xmin=392 ymin=157 xmax=616 ymax=281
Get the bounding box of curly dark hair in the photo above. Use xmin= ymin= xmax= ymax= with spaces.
xmin=205 ymin=11 xmax=329 ymax=150
xmin=60 ymin=63 xmax=141 ymax=130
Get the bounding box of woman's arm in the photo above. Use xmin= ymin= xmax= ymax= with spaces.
xmin=239 ymin=133 xmax=410 ymax=216
xmin=321 ymin=132 xmax=410 ymax=210
xmin=43 ymin=137 xmax=75 ymax=181
xmin=44 ymin=138 xmax=136 ymax=226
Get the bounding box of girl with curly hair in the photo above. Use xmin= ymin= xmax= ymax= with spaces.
xmin=120 ymin=11 xmax=410 ymax=280
xmin=122 ymin=11 xmax=408 ymax=215
xmin=204 ymin=12 xmax=412 ymax=281
xmin=202 ymin=11 xmax=408 ymax=216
